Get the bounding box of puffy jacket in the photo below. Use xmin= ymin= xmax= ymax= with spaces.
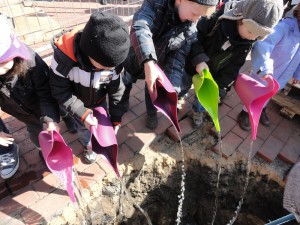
xmin=0 ymin=47 xmax=60 ymax=124
xmin=49 ymin=29 xmax=125 ymax=125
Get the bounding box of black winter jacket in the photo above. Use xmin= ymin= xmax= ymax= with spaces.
xmin=0 ymin=47 xmax=60 ymax=124
xmin=185 ymin=5 xmax=254 ymax=92
xmin=49 ymin=30 xmax=125 ymax=125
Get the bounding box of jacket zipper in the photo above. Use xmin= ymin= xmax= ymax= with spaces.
xmin=89 ymin=70 xmax=95 ymax=106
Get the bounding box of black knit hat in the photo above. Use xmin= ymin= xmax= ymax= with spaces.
xmin=79 ymin=11 xmax=130 ymax=67
xmin=190 ymin=0 xmax=219 ymax=6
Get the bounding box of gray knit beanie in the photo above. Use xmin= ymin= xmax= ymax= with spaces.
xmin=220 ymin=0 xmax=283 ymax=40
xmin=190 ymin=0 xmax=219 ymax=6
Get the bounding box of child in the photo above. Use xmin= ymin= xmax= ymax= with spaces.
xmin=238 ymin=3 xmax=300 ymax=131
xmin=49 ymin=12 xmax=130 ymax=163
xmin=180 ymin=0 xmax=283 ymax=128
xmin=121 ymin=0 xmax=219 ymax=129
xmin=0 ymin=17 xmax=60 ymax=178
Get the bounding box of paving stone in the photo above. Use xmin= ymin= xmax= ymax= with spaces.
xmin=257 ymin=135 xmax=284 ymax=163
xmin=167 ymin=117 xmax=194 ymax=142
xmin=21 ymin=189 xmax=70 ymax=224
xmin=68 ymin=140 xmax=84 ymax=156
xmin=5 ymin=120 xmax=26 ymax=133
xmin=117 ymin=125 xmax=134 ymax=144
xmin=267 ymin=106 xmax=283 ymax=125
xmin=13 ymin=186 xmax=39 ymax=208
xmin=61 ymin=132 xmax=78 ymax=145
xmin=256 ymin=122 xmax=277 ymax=141
xmin=134 ymin=89 xmax=145 ymax=102
xmin=78 ymin=163 xmax=106 ymax=189
xmin=178 ymin=101 xmax=192 ymax=120
xmin=7 ymin=171 xmax=40 ymax=193
xmin=223 ymin=90 xmax=241 ymax=108
xmin=18 ymin=138 xmax=36 ymax=155
xmin=0 ymin=196 xmax=25 ymax=220
xmin=211 ymin=116 xmax=236 ymax=138
xmin=218 ymin=103 xmax=232 ymax=120
xmin=273 ymin=119 xmax=299 ymax=143
xmin=23 ymin=149 xmax=40 ymax=166
xmin=227 ymin=104 xmax=243 ymax=121
xmin=153 ymin=115 xmax=172 ymax=135
xmin=118 ymin=144 xmax=134 ymax=164
xmin=33 ymin=173 xmax=60 ymax=200
xmin=127 ymin=113 xmax=148 ymax=132
xmin=128 ymin=95 xmax=141 ymax=109
xmin=212 ymin=131 xmax=243 ymax=159
xmin=278 ymin=137 xmax=300 ymax=164
xmin=125 ymin=129 xmax=156 ymax=153
xmin=238 ymin=135 xmax=264 ymax=158
xmin=73 ymin=154 xmax=92 ymax=173
xmin=232 ymin=124 xmax=250 ymax=139
xmin=0 ymin=183 xmax=10 ymax=200
xmin=12 ymin=127 xmax=30 ymax=144
xmin=122 ymin=110 xmax=137 ymax=125
xmin=131 ymin=101 xmax=147 ymax=117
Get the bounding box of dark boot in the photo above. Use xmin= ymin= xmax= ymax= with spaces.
xmin=237 ymin=110 xmax=251 ymax=131
xmin=260 ymin=108 xmax=270 ymax=127
xmin=62 ymin=114 xmax=77 ymax=134
xmin=120 ymin=84 xmax=132 ymax=113
xmin=146 ymin=112 xmax=158 ymax=129
xmin=100 ymin=0 xmax=107 ymax=5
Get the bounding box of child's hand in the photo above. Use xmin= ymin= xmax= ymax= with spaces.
xmin=114 ymin=125 xmax=120 ymax=134
xmin=144 ymin=60 xmax=164 ymax=93
xmin=46 ymin=122 xmax=60 ymax=133
xmin=196 ymin=62 xmax=209 ymax=75
xmin=261 ymin=74 xmax=272 ymax=80
xmin=84 ymin=114 xmax=98 ymax=130
xmin=0 ymin=131 xmax=14 ymax=147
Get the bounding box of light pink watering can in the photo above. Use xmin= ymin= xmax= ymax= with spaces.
xmin=234 ymin=73 xmax=279 ymax=140
xmin=90 ymin=106 xmax=120 ymax=177
xmin=38 ymin=130 xmax=75 ymax=202
xmin=149 ymin=65 xmax=181 ymax=133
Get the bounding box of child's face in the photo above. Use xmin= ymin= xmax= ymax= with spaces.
xmin=89 ymin=57 xmax=114 ymax=71
xmin=0 ymin=60 xmax=14 ymax=75
xmin=237 ymin=21 xmax=258 ymax=41
xmin=176 ymin=0 xmax=215 ymax=23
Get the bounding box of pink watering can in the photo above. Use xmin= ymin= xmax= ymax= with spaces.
xmin=149 ymin=65 xmax=181 ymax=133
xmin=90 ymin=106 xmax=120 ymax=177
xmin=38 ymin=130 xmax=75 ymax=203
xmin=234 ymin=73 xmax=279 ymax=140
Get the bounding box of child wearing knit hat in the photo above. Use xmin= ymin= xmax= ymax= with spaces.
xmin=0 ymin=16 xmax=61 ymax=179
xmin=179 ymin=0 xmax=283 ymax=128
xmin=238 ymin=2 xmax=300 ymax=131
xmin=49 ymin=11 xmax=130 ymax=164
xmin=121 ymin=0 xmax=219 ymax=129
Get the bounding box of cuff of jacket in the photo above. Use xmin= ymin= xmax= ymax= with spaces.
xmin=140 ymin=53 xmax=157 ymax=66
xmin=79 ymin=108 xmax=93 ymax=122
xmin=257 ymin=66 xmax=273 ymax=78
xmin=111 ymin=116 xmax=122 ymax=126
xmin=191 ymin=53 xmax=209 ymax=67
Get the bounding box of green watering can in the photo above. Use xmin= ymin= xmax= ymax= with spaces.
xmin=192 ymin=69 xmax=220 ymax=132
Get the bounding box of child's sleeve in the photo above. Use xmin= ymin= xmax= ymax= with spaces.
xmin=49 ymin=60 xmax=92 ymax=123
xmin=130 ymin=0 xmax=159 ymax=65
xmin=30 ymin=53 xmax=60 ymax=123
xmin=190 ymin=7 xmax=224 ymax=67
xmin=251 ymin=22 xmax=286 ymax=78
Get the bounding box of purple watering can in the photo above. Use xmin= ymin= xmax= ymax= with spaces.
xmin=38 ymin=130 xmax=75 ymax=202
xmin=90 ymin=106 xmax=120 ymax=177
xmin=149 ymin=65 xmax=181 ymax=133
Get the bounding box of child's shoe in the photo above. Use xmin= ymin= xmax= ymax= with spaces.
xmin=0 ymin=143 xmax=19 ymax=179
xmin=192 ymin=111 xmax=204 ymax=128
xmin=84 ymin=146 xmax=97 ymax=164
xmin=237 ymin=110 xmax=251 ymax=131
xmin=260 ymin=108 xmax=270 ymax=127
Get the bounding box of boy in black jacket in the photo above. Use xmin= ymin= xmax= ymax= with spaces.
xmin=49 ymin=12 xmax=130 ymax=164
xmin=180 ymin=0 xmax=283 ymax=128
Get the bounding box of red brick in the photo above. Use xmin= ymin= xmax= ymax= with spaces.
xmin=134 ymin=90 xmax=145 ymax=102
xmin=95 ymin=158 xmax=114 ymax=175
xmin=13 ymin=186 xmax=39 ymax=208
xmin=12 ymin=127 xmax=30 ymax=144
xmin=18 ymin=138 xmax=36 ymax=155
xmin=223 ymin=90 xmax=241 ymax=108
xmin=167 ymin=117 xmax=193 ymax=142
xmin=0 ymin=183 xmax=9 ymax=200
xmin=128 ymin=96 xmax=141 ymax=109
xmin=117 ymin=125 xmax=134 ymax=144
xmin=177 ymin=101 xmax=192 ymax=120
xmin=227 ymin=104 xmax=243 ymax=121
xmin=73 ymin=154 xmax=92 ymax=173
xmin=127 ymin=113 xmax=148 ymax=132
xmin=256 ymin=122 xmax=277 ymax=141
xmin=122 ymin=110 xmax=137 ymax=125
xmin=126 ymin=129 xmax=156 ymax=152
xmin=68 ymin=140 xmax=84 ymax=156
xmin=2 ymin=113 xmax=15 ymax=122
xmin=153 ymin=115 xmax=172 ymax=135
xmin=33 ymin=173 xmax=61 ymax=199
xmin=273 ymin=119 xmax=300 ymax=142
xmin=0 ymin=196 xmax=24 ymax=220
xmin=17 ymin=156 xmax=29 ymax=174
xmin=7 ymin=171 xmax=40 ymax=193
xmin=5 ymin=120 xmax=26 ymax=133
xmin=131 ymin=102 xmax=147 ymax=117
xmin=238 ymin=135 xmax=264 ymax=158
xmin=131 ymin=83 xmax=142 ymax=95
xmin=136 ymin=79 xmax=145 ymax=90
xmin=211 ymin=116 xmax=236 ymax=138
xmin=118 ymin=144 xmax=134 ymax=164
xmin=61 ymin=131 xmax=78 ymax=145
xmin=23 ymin=149 xmax=40 ymax=166
xmin=212 ymin=132 xmax=243 ymax=159
xmin=278 ymin=137 xmax=300 ymax=164
xmin=218 ymin=103 xmax=232 ymax=120
xmin=58 ymin=120 xmax=68 ymax=134
xmin=21 ymin=189 xmax=70 ymax=224
xmin=267 ymin=106 xmax=283 ymax=125
xmin=78 ymin=163 xmax=106 ymax=189
xmin=257 ymin=135 xmax=284 ymax=163
xmin=232 ymin=124 xmax=250 ymax=139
